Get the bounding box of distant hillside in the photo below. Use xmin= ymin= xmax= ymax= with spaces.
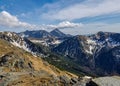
xmin=18 ymin=29 xmax=72 ymax=47
xmin=18 ymin=30 xmax=52 ymax=38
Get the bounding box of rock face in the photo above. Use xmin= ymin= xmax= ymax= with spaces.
xmin=90 ymin=32 xmax=120 ymax=75
xmin=53 ymin=36 xmax=95 ymax=64
xmin=53 ymin=32 xmax=120 ymax=75
xmin=93 ymin=76 xmax=120 ymax=86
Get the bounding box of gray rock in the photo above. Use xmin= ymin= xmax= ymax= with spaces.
xmin=93 ymin=76 xmax=120 ymax=86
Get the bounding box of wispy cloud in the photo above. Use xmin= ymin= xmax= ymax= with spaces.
xmin=61 ymin=22 xmax=120 ymax=35
xmin=41 ymin=0 xmax=120 ymax=20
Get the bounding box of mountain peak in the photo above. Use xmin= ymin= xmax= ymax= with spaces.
xmin=53 ymin=28 xmax=60 ymax=31
xmin=50 ymin=28 xmax=68 ymax=38
xmin=51 ymin=28 xmax=63 ymax=34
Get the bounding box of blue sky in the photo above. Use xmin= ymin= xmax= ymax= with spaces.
xmin=0 ymin=0 xmax=120 ymax=35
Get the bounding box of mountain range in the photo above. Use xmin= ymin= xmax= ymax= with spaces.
xmin=18 ymin=29 xmax=120 ymax=76
xmin=53 ymin=31 xmax=120 ymax=76
xmin=0 ymin=29 xmax=120 ymax=85
xmin=19 ymin=28 xmax=71 ymax=38
xmin=0 ymin=31 xmax=79 ymax=85
xmin=18 ymin=29 xmax=71 ymax=47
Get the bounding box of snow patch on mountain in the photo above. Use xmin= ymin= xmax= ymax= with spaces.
xmin=87 ymin=39 xmax=96 ymax=45
xmin=7 ymin=32 xmax=12 ymax=37
xmin=95 ymin=37 xmax=120 ymax=48
xmin=51 ymin=40 xmax=62 ymax=45
xmin=0 ymin=32 xmax=37 ymax=56
xmin=30 ymin=38 xmax=62 ymax=47
xmin=10 ymin=37 xmax=31 ymax=52
xmin=31 ymin=39 xmax=49 ymax=46
xmin=85 ymin=39 xmax=96 ymax=54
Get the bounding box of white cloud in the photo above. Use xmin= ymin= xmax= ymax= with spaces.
xmin=0 ymin=11 xmax=83 ymax=30
xmin=45 ymin=21 xmax=83 ymax=29
xmin=0 ymin=11 xmax=84 ymax=32
xmin=41 ymin=0 xmax=120 ymax=20
xmin=0 ymin=11 xmax=36 ymax=29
